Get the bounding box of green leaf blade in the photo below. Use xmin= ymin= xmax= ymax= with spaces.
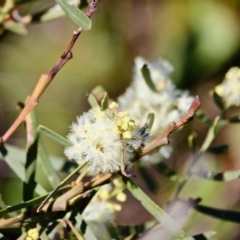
xmin=155 ymin=162 xmax=179 ymax=181
xmin=38 ymin=125 xmax=71 ymax=147
xmin=210 ymin=90 xmax=225 ymax=111
xmin=124 ymin=178 xmax=185 ymax=238
xmin=23 ymin=137 xmax=38 ymax=202
xmin=195 ymin=204 xmax=240 ymax=223
xmin=38 ymin=141 xmax=62 ymax=188
xmin=141 ymin=64 xmax=158 ymax=93
xmin=146 ymin=113 xmax=154 ymax=130
xmin=55 ymin=0 xmax=91 ymax=30
xmin=101 ymin=92 xmax=109 ymax=111
xmin=207 ymin=144 xmax=229 ymax=154
xmin=0 ymin=144 xmax=47 ymax=196
xmin=87 ymin=93 xmax=100 ymax=108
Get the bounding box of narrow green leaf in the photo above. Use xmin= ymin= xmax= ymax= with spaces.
xmin=141 ymin=64 xmax=158 ymax=93
xmin=207 ymin=144 xmax=229 ymax=154
xmin=188 ymin=132 xmax=197 ymax=152
xmin=196 ymin=169 xmax=240 ymax=182
xmin=195 ymin=109 xmax=212 ymax=126
xmin=88 ymin=93 xmax=99 ymax=108
xmin=38 ymin=140 xmax=61 ymax=188
xmin=4 ymin=21 xmax=28 ymax=35
xmin=38 ymin=125 xmax=71 ymax=147
xmin=155 ymin=162 xmax=179 ymax=181
xmin=3 ymin=144 xmax=77 ymax=175
xmin=210 ymin=90 xmax=225 ymax=111
xmin=38 ymin=125 xmax=68 ymax=190
xmin=23 ymin=137 xmax=38 ymax=202
xmin=146 ymin=113 xmax=154 ymax=130
xmin=0 ymin=185 xmax=70 ymax=217
xmin=37 ymin=162 xmax=86 ymax=212
xmin=181 ymin=231 xmax=216 ymax=240
xmin=0 ymin=144 xmax=48 ymax=196
xmin=35 ymin=184 xmax=48 ymax=196
xmin=101 ymin=92 xmax=109 ymax=110
xmin=0 ymin=144 xmax=25 ymax=181
xmin=124 ymin=178 xmax=185 ymax=238
xmin=55 ymin=0 xmax=91 ymax=30
xmin=200 ymin=116 xmax=223 ymax=152
xmin=138 ymin=165 xmax=156 ymax=192
xmin=195 ymin=204 xmax=240 ymax=223
xmin=23 ymin=105 xmax=38 ymax=203
xmin=41 ymin=2 xmax=80 ymax=22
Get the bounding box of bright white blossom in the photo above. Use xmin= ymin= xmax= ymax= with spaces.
xmin=118 ymin=57 xmax=193 ymax=163
xmin=64 ymin=103 xmax=148 ymax=173
xmin=215 ymin=67 xmax=240 ymax=107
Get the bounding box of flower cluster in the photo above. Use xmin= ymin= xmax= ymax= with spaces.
xmin=82 ymin=179 xmax=126 ymax=222
xmin=215 ymin=67 xmax=240 ymax=108
xmin=118 ymin=57 xmax=193 ymax=162
xmin=26 ymin=228 xmax=39 ymax=240
xmin=82 ymin=179 xmax=126 ymax=239
xmin=64 ymin=102 xmax=148 ymax=174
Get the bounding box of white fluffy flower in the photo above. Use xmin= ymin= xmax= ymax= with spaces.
xmin=215 ymin=67 xmax=240 ymax=107
xmin=64 ymin=104 xmax=148 ymax=174
xmin=65 ymin=106 xmax=123 ymax=173
xmin=118 ymin=57 xmax=194 ymax=163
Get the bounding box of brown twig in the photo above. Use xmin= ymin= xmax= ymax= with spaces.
xmin=41 ymin=183 xmax=84 ymax=212
xmin=0 ymin=214 xmax=25 ymax=229
xmin=0 ymin=0 xmax=97 ymax=145
xmin=141 ymin=96 xmax=201 ymax=156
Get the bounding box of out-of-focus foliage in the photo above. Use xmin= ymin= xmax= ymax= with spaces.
xmin=0 ymin=0 xmax=90 ymax=35
xmin=1 ymin=0 xmax=240 ymax=240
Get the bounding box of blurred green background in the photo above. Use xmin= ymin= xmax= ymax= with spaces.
xmin=1 ymin=0 xmax=240 ymax=239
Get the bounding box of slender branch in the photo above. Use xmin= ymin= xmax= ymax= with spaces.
xmin=141 ymin=96 xmax=201 ymax=156
xmin=37 ymin=162 xmax=87 ymax=212
xmin=0 ymin=0 xmax=97 ymax=144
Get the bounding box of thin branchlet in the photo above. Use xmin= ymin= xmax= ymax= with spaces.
xmin=0 ymin=0 xmax=97 ymax=145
